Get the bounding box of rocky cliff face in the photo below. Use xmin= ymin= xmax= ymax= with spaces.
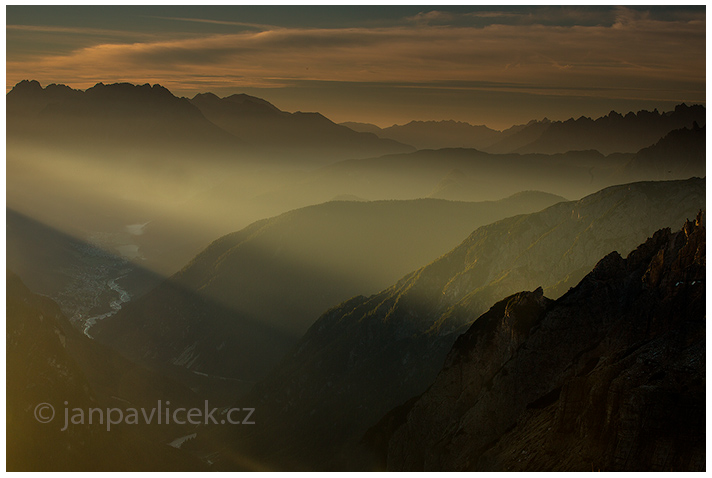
xmin=238 ymin=178 xmax=704 ymax=470
xmin=377 ymin=213 xmax=705 ymax=471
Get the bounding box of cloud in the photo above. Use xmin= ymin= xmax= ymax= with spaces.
xmin=7 ymin=11 xmax=705 ymax=105
xmin=146 ymin=15 xmax=276 ymax=31
xmin=406 ymin=6 xmax=705 ymax=28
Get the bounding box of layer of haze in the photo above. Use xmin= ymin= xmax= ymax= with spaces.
xmin=5 ymin=7 xmax=707 ymax=472
xmin=5 ymin=5 xmax=707 ymax=370
xmin=6 ymin=5 xmax=705 ymax=129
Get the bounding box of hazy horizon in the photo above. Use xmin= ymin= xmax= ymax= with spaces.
xmin=7 ymin=5 xmax=705 ymax=130
xmin=6 ymin=5 xmax=706 ymax=472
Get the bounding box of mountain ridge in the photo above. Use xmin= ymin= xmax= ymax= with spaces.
xmin=341 ymin=104 xmax=704 ymax=155
xmin=375 ymin=212 xmax=705 ymax=471
xmin=10 ymin=80 xmax=704 ymax=162
xmin=91 ymin=191 xmax=566 ymax=384
xmin=236 ymin=178 xmax=705 ymax=470
xmin=7 ymin=79 xmax=414 ymax=165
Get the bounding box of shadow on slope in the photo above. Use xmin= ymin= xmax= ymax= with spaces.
xmin=232 ymin=178 xmax=704 ymax=471
xmin=93 ymin=192 xmax=566 ymax=387
xmin=375 ymin=213 xmax=705 ymax=471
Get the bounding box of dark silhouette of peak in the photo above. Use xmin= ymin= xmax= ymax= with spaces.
xmin=7 ymin=79 xmax=412 ymax=165
xmin=366 ymin=119 xmax=501 ymax=150
xmin=193 ymin=92 xmax=283 ymax=120
xmin=45 ymin=83 xmax=76 ymax=94
xmin=84 ymin=81 xmax=179 ymax=104
xmin=377 ymin=213 xmax=705 ymax=471
xmin=192 ymin=91 xmax=219 ymax=100
xmin=242 ymin=178 xmax=703 ymax=470
xmin=7 ymin=80 xmax=83 ymax=116
xmin=7 ymin=79 xmax=241 ymax=158
xmin=60 ymin=82 xmax=205 ymax=123
xmin=340 ymin=121 xmax=383 ymax=135
xmin=624 ymin=125 xmax=706 ymax=181
xmin=8 ymin=79 xmax=187 ymax=109
xmin=189 ymin=90 xmax=413 ymax=163
xmin=483 ymin=118 xmax=552 ymax=153
xmin=7 ymin=79 xmax=82 ymax=100
xmin=192 ymin=91 xmax=282 ymax=115
xmin=512 ymin=104 xmax=705 ymax=155
xmin=223 ymin=93 xmax=281 ymax=112
xmin=293 ymin=110 xmax=332 ymax=123
xmin=10 ymin=79 xmax=43 ymax=94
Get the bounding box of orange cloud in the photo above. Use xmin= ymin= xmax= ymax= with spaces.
xmin=7 ymin=13 xmax=705 ymax=104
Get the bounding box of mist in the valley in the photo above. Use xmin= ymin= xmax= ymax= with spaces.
xmin=6 ymin=78 xmax=706 ymax=472
xmin=7 ymin=83 xmax=706 ymax=369
xmin=5 ymin=2 xmax=708 ymax=471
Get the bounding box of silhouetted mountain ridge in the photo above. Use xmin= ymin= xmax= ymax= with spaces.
xmin=374 ymin=213 xmax=705 ymax=471
xmin=92 ymin=192 xmax=565 ymax=383
xmin=7 ymin=80 xmax=240 ymax=157
xmin=511 ymin=103 xmax=705 ymax=155
xmin=7 ymin=79 xmax=413 ymax=165
xmin=342 ymin=104 xmax=704 ymax=155
xmin=350 ymin=120 xmax=502 ymax=150
xmin=261 ymin=120 xmax=703 ymax=210
xmin=189 ymin=91 xmax=413 ymax=163
xmin=238 ymin=178 xmax=704 ymax=470
xmin=624 ymin=124 xmax=705 ymax=181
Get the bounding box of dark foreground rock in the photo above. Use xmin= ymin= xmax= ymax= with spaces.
xmin=371 ymin=212 xmax=705 ymax=471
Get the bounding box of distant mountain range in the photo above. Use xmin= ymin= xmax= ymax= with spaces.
xmin=190 ymin=92 xmax=411 ymax=163
xmin=7 ymin=80 xmax=240 ymax=159
xmin=623 ymin=122 xmax=705 ymax=182
xmin=342 ymin=120 xmax=503 ymax=150
xmin=91 ymin=191 xmax=565 ymax=385
xmin=7 ymin=77 xmax=707 ymax=472
xmin=8 ymin=80 xmax=704 ymax=167
xmin=6 ymin=80 xmax=413 ymax=165
xmin=510 ymin=105 xmax=705 ymax=155
xmin=342 ymin=104 xmax=705 ymax=155
xmin=371 ymin=213 xmax=705 ymax=471
xmin=235 ymin=178 xmax=704 ymax=470
xmin=254 ymin=123 xmax=704 ymax=211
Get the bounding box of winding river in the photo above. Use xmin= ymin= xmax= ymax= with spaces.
xmin=82 ymin=274 xmax=132 ymax=338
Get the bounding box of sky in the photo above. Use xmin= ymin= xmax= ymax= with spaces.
xmin=5 ymin=5 xmax=706 ymax=130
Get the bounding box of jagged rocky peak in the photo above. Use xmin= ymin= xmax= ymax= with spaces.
xmin=45 ymin=83 xmax=77 ymax=94
xmin=84 ymin=81 xmax=176 ymax=100
xmin=10 ymin=79 xmax=43 ymax=93
xmin=446 ymin=286 xmax=550 ymax=368
xmin=376 ymin=212 xmax=705 ymax=471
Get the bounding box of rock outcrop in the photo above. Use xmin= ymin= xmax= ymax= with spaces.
xmin=237 ymin=178 xmax=704 ymax=470
xmin=376 ymin=212 xmax=705 ymax=471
